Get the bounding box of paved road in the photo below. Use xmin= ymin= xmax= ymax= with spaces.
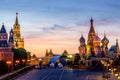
xmin=14 ymin=68 xmax=103 ymax=80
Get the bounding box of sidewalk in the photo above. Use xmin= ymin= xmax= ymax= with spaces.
xmin=0 ymin=65 xmax=32 ymax=80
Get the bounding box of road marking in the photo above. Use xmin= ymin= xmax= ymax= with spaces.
xmin=86 ymin=75 xmax=89 ymax=80
xmin=59 ymin=70 xmax=65 ymax=80
xmin=41 ymin=69 xmax=55 ymax=80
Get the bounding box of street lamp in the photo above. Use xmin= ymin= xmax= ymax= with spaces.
xmin=15 ymin=60 xmax=20 ymax=69
xmin=27 ymin=59 xmax=30 ymax=65
xmin=6 ymin=61 xmax=12 ymax=72
xmin=22 ymin=59 xmax=26 ymax=67
xmin=109 ymin=67 xmax=117 ymax=79
xmin=15 ymin=60 xmax=20 ymax=64
xmin=118 ymin=75 xmax=120 ymax=79
xmin=109 ymin=68 xmax=116 ymax=75
xmin=27 ymin=59 xmax=30 ymax=62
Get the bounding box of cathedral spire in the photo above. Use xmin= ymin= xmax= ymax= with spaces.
xmin=116 ymin=39 xmax=119 ymax=47
xmin=89 ymin=18 xmax=95 ymax=33
xmin=15 ymin=12 xmax=19 ymax=25
xmin=116 ymin=38 xmax=119 ymax=53
xmin=87 ymin=18 xmax=96 ymax=45
xmin=104 ymin=31 xmax=106 ymax=37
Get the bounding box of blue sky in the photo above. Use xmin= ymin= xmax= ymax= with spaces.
xmin=0 ymin=0 xmax=120 ymax=57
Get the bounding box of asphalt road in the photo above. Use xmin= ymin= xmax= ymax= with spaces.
xmin=14 ymin=68 xmax=103 ymax=80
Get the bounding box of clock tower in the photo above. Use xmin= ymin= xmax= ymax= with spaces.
xmin=13 ymin=13 xmax=24 ymax=48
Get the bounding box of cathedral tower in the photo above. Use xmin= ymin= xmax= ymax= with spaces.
xmin=79 ymin=34 xmax=86 ymax=57
xmin=115 ymin=39 xmax=120 ymax=53
xmin=101 ymin=33 xmax=109 ymax=57
xmin=9 ymin=28 xmax=14 ymax=48
xmin=87 ymin=18 xmax=96 ymax=56
xmin=87 ymin=18 xmax=96 ymax=45
xmin=92 ymin=34 xmax=101 ymax=56
xmin=13 ymin=13 xmax=24 ymax=48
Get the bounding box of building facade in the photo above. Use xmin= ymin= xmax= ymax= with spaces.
xmin=0 ymin=24 xmax=14 ymax=71
xmin=42 ymin=49 xmax=54 ymax=65
xmin=79 ymin=34 xmax=86 ymax=57
xmin=101 ymin=34 xmax=109 ymax=57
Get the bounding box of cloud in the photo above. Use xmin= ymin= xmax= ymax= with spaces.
xmin=42 ymin=24 xmax=73 ymax=32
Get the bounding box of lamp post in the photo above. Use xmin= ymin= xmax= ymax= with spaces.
xmin=6 ymin=61 xmax=12 ymax=73
xmin=15 ymin=60 xmax=20 ymax=69
xmin=109 ymin=67 xmax=116 ymax=79
xmin=22 ymin=59 xmax=26 ymax=67
xmin=27 ymin=59 xmax=30 ymax=64
xmin=15 ymin=60 xmax=20 ymax=64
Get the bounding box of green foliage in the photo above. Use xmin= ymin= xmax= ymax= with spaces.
xmin=0 ymin=60 xmax=8 ymax=75
xmin=74 ymin=53 xmax=81 ymax=65
xmin=12 ymin=48 xmax=27 ymax=60
xmin=12 ymin=48 xmax=28 ymax=69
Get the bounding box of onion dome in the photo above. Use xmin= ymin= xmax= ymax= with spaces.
xmin=79 ymin=35 xmax=85 ymax=42
xmin=93 ymin=35 xmax=101 ymax=42
xmin=102 ymin=34 xmax=109 ymax=45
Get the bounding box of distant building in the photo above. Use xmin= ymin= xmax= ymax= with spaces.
xmin=109 ymin=39 xmax=120 ymax=58
xmin=109 ymin=45 xmax=116 ymax=58
xmin=42 ymin=49 xmax=54 ymax=65
xmin=13 ymin=13 xmax=24 ymax=48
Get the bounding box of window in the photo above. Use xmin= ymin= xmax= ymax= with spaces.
xmin=1 ymin=36 xmax=3 ymax=39
xmin=5 ymin=44 xmax=7 ymax=47
xmin=1 ymin=44 xmax=4 ymax=47
xmin=4 ymin=36 xmax=6 ymax=38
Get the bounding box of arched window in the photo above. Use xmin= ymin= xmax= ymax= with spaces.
xmin=1 ymin=44 xmax=3 ymax=47
xmin=1 ymin=36 xmax=3 ymax=39
xmin=4 ymin=36 xmax=6 ymax=39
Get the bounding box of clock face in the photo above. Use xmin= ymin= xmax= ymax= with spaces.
xmin=16 ymin=34 xmax=20 ymax=37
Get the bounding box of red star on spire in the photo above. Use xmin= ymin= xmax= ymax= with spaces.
xmin=16 ymin=12 xmax=18 ymax=16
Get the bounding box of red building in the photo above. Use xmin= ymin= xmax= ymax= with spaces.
xmin=0 ymin=24 xmax=14 ymax=71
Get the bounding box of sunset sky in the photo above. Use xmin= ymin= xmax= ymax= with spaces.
xmin=0 ymin=0 xmax=120 ymax=57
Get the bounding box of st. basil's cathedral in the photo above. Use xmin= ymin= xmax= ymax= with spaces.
xmin=79 ymin=18 xmax=110 ymax=59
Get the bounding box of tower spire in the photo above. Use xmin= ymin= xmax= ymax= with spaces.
xmin=87 ymin=18 xmax=96 ymax=45
xmin=89 ymin=18 xmax=95 ymax=33
xmin=15 ymin=12 xmax=19 ymax=25
xmin=116 ymin=39 xmax=119 ymax=46
xmin=116 ymin=38 xmax=119 ymax=53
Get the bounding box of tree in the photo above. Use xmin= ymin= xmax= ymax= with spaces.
xmin=12 ymin=48 xmax=28 ymax=69
xmin=74 ymin=53 xmax=81 ymax=65
xmin=0 ymin=60 xmax=8 ymax=75
xmin=12 ymin=48 xmax=27 ymax=60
